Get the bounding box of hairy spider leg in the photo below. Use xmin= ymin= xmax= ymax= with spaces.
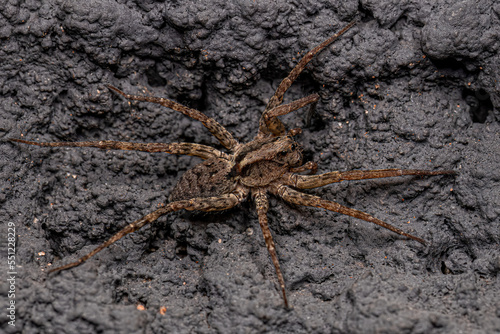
xmin=290 ymin=161 xmax=318 ymax=175
xmin=253 ymin=189 xmax=289 ymax=308
xmin=259 ymin=20 xmax=357 ymax=136
xmin=49 ymin=188 xmax=248 ymax=273
xmin=9 ymin=139 xmax=228 ymax=160
xmin=262 ymin=94 xmax=320 ymax=132
xmin=276 ymin=168 xmax=455 ymax=245
xmin=275 ymin=185 xmax=427 ymax=244
xmin=107 ymin=85 xmax=239 ymax=150
xmin=291 ymin=168 xmax=457 ymax=189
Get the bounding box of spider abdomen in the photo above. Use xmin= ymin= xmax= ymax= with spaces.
xmin=169 ymin=158 xmax=237 ymax=202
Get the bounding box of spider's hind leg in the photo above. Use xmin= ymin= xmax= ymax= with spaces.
xmin=9 ymin=139 xmax=227 ymax=160
xmin=49 ymin=189 xmax=247 ymax=273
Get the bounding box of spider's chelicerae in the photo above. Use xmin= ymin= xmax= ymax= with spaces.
xmin=12 ymin=21 xmax=455 ymax=307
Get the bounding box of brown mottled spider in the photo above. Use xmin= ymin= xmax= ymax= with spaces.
xmin=11 ymin=21 xmax=455 ymax=307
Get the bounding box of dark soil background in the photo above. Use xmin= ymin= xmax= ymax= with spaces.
xmin=1 ymin=1 xmax=500 ymax=333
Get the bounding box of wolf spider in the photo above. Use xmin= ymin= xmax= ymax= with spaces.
xmin=12 ymin=20 xmax=455 ymax=307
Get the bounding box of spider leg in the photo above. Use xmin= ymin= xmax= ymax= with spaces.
xmin=253 ymin=189 xmax=289 ymax=308
xmin=258 ymin=20 xmax=357 ymax=136
xmin=260 ymin=94 xmax=319 ymax=135
xmin=107 ymin=85 xmax=239 ymax=150
xmin=290 ymin=161 xmax=318 ymax=175
xmin=288 ymin=168 xmax=456 ymax=189
xmin=10 ymin=139 xmax=228 ymax=160
xmin=273 ymin=185 xmax=426 ymax=245
xmin=49 ymin=188 xmax=248 ymax=273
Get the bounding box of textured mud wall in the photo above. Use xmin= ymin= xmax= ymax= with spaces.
xmin=1 ymin=1 xmax=499 ymax=333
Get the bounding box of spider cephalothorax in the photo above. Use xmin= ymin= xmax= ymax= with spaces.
xmin=11 ymin=20 xmax=455 ymax=307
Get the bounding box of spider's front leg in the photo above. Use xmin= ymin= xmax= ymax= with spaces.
xmin=279 ymin=168 xmax=455 ymax=243
xmin=290 ymin=168 xmax=456 ymax=189
xmin=49 ymin=188 xmax=248 ymax=273
xmin=273 ymin=185 xmax=426 ymax=245
xmin=290 ymin=161 xmax=318 ymax=175
xmin=260 ymin=94 xmax=320 ymax=136
xmin=258 ymin=20 xmax=357 ymax=136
